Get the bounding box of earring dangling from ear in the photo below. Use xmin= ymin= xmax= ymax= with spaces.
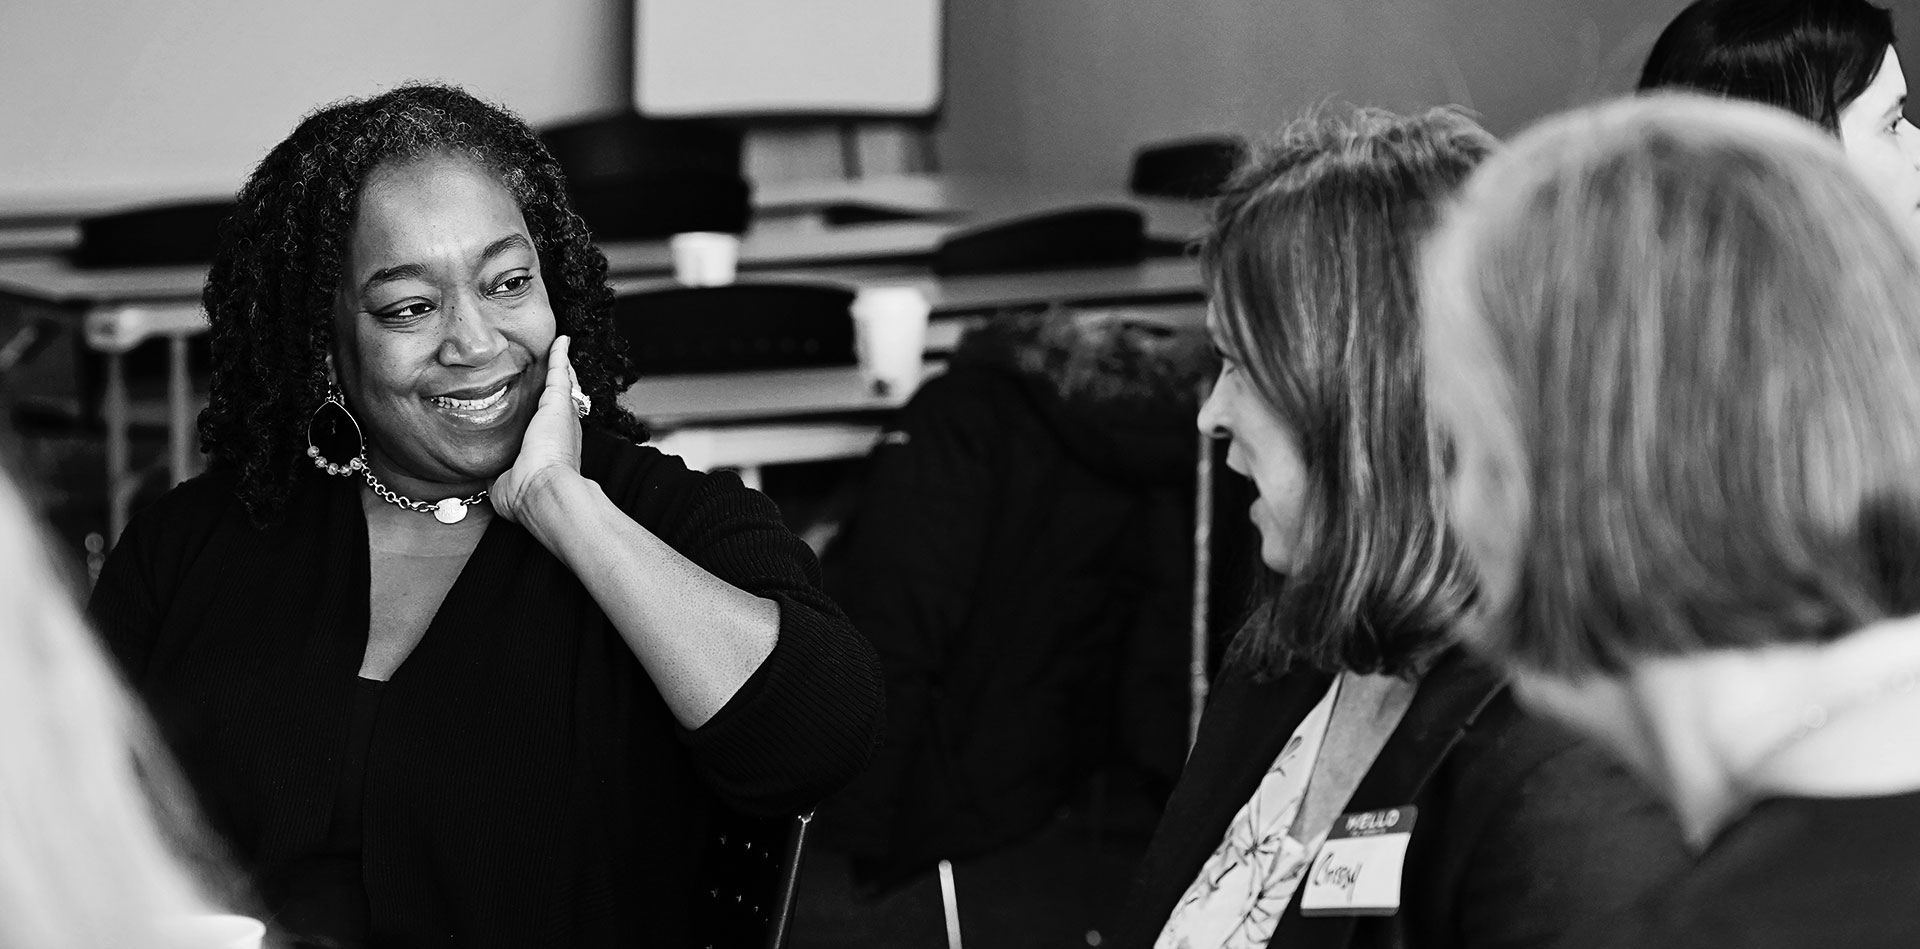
xmin=306 ymin=382 xmax=366 ymax=476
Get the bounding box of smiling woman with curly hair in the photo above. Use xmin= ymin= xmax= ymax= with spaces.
xmin=88 ymin=83 xmax=882 ymax=949
xmin=197 ymin=83 xmax=643 ymax=525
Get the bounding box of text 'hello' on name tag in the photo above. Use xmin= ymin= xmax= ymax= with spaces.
xmin=1299 ymin=806 xmax=1419 ymax=917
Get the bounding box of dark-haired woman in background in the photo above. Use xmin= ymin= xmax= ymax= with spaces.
xmin=1111 ymin=109 xmax=1687 ymax=949
xmin=1422 ymin=92 xmax=1920 ymax=949
xmin=88 ymin=83 xmax=882 ymax=948
xmin=1641 ymin=0 xmax=1920 ymax=235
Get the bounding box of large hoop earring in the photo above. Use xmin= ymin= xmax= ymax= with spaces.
xmin=306 ymin=382 xmax=366 ymax=477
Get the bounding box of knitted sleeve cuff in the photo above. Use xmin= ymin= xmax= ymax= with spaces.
xmin=682 ymin=593 xmax=883 ymax=816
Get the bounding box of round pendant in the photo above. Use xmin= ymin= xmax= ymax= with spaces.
xmin=433 ymin=498 xmax=468 ymax=524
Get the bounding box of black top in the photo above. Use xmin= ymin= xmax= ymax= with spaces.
xmin=1112 ymin=649 xmax=1692 ymax=949
xmin=275 ymin=677 xmax=385 ymax=947
xmin=330 ymin=678 xmax=386 ymax=852
xmin=90 ymin=431 xmax=884 ymax=948
xmin=1562 ymin=790 xmax=1920 ymax=949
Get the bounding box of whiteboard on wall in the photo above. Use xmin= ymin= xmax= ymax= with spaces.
xmin=0 ymin=0 xmax=628 ymax=213
xmin=634 ymin=0 xmax=943 ymax=119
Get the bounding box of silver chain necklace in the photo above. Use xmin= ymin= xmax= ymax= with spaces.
xmin=359 ymin=461 xmax=489 ymax=524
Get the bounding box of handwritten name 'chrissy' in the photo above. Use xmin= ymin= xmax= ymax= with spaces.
xmin=1311 ymin=851 xmax=1365 ymax=898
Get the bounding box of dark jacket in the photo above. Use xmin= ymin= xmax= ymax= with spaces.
xmin=818 ymin=312 xmax=1215 ymax=884
xmin=1560 ymin=790 xmax=1920 ymax=949
xmin=1113 ymin=648 xmax=1692 ymax=949
xmin=90 ymin=430 xmax=884 ymax=948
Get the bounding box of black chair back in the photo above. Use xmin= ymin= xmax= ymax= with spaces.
xmin=565 ymin=174 xmax=753 ymax=241
xmin=540 ymin=112 xmax=752 ymax=241
xmin=71 ymin=200 xmax=237 ymax=269
xmin=614 ymin=281 xmax=857 ymax=376
xmin=1128 ymin=136 xmax=1247 ymax=200
xmin=692 ymin=809 xmax=813 ymax=949
xmin=932 ymin=206 xmax=1145 ymax=276
xmin=541 ymin=112 xmax=744 ymax=181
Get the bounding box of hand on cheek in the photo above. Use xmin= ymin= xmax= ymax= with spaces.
xmin=489 ymin=335 xmax=584 ymax=522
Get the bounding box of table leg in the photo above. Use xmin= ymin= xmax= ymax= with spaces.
xmin=168 ymin=335 xmax=192 ymax=483
xmin=104 ymin=350 xmax=129 ymax=541
xmin=0 ymin=320 xmax=39 ymax=373
xmin=1189 ymin=424 xmax=1214 ymax=752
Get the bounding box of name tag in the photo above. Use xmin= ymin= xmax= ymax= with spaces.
xmin=1298 ymin=806 xmax=1418 ymax=916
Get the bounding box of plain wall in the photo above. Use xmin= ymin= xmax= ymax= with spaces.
xmin=7 ymin=0 xmax=1920 ymax=205
xmin=0 ymin=0 xmax=631 ymax=210
xmin=936 ymin=0 xmax=1920 ymax=185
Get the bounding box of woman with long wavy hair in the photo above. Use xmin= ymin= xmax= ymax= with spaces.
xmin=1112 ymin=108 xmax=1687 ymax=949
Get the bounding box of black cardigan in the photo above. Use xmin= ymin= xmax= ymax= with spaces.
xmin=1559 ymin=790 xmax=1920 ymax=948
xmin=90 ymin=431 xmax=884 ymax=948
xmin=1111 ymin=649 xmax=1691 ymax=949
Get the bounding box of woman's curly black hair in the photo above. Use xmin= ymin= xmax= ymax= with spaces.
xmin=199 ymin=82 xmax=645 ymax=527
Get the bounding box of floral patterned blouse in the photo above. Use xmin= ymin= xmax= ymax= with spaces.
xmin=1155 ymin=678 xmax=1340 ymax=949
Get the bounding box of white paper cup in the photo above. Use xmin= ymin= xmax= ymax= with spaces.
xmin=851 ymin=286 xmax=931 ymax=396
xmin=155 ymin=913 xmax=266 ymax=949
xmin=670 ymin=231 xmax=741 ymax=287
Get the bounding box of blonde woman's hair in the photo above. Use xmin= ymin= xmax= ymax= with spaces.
xmin=0 ymin=461 xmax=236 ymax=947
xmin=1422 ymin=93 xmax=1920 ymax=677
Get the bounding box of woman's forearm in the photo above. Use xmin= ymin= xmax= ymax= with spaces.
xmin=516 ymin=468 xmax=780 ymax=729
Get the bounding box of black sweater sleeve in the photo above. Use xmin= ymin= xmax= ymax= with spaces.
xmin=624 ymin=447 xmax=885 ymax=817
xmin=89 ymin=512 xmax=164 ymax=679
xmin=87 ymin=473 xmax=234 ymax=680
